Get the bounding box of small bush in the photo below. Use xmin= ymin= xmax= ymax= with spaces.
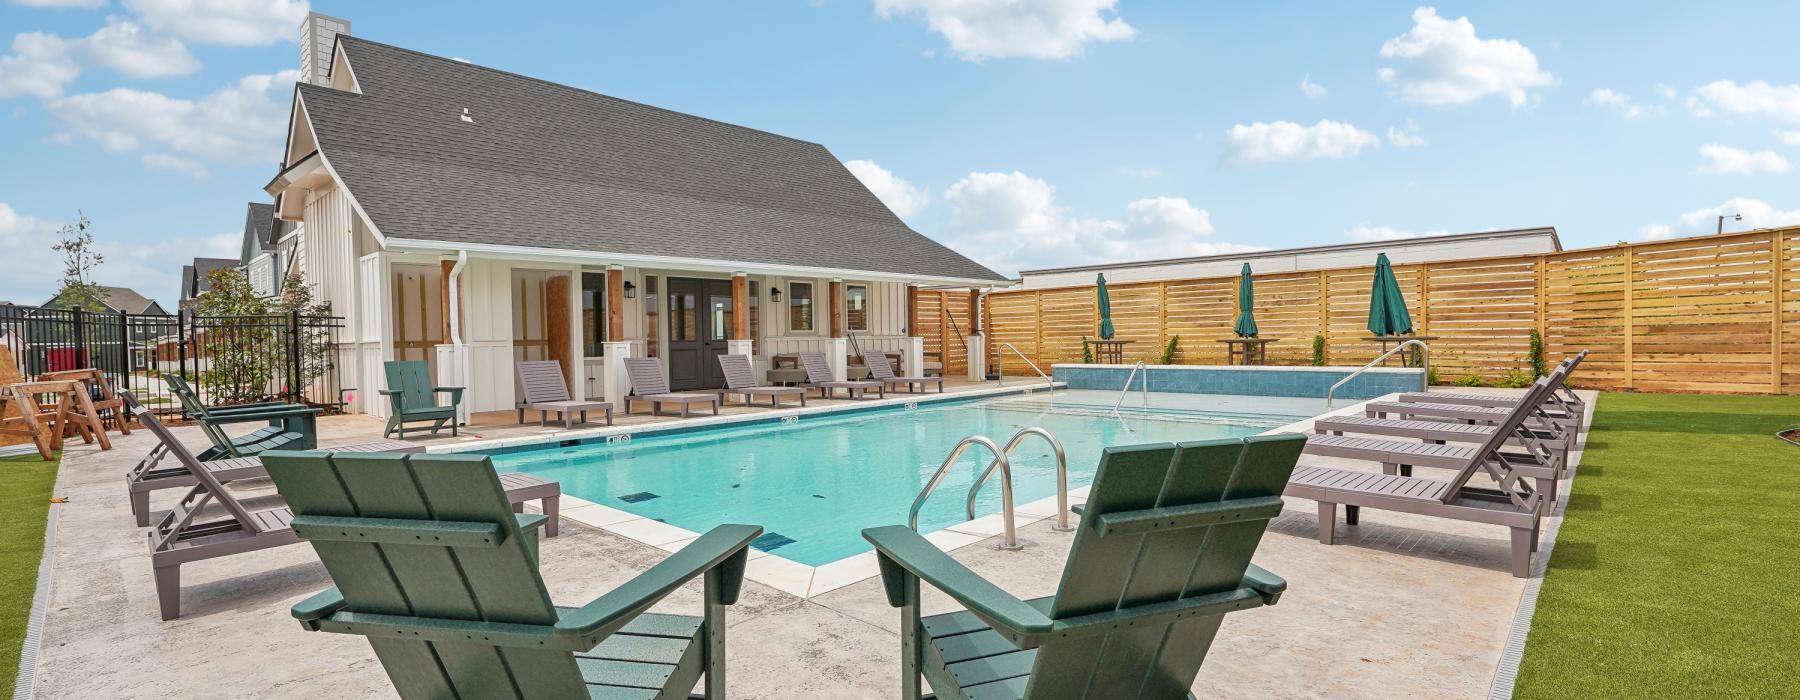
xmin=1453 ymin=373 xmax=1484 ymax=387
xmin=1310 ymin=335 xmax=1326 ymax=366
xmin=1158 ymin=335 xmax=1179 ymax=365
xmin=1427 ymin=365 xmax=1442 ymax=386
xmin=1528 ymin=328 xmax=1547 ymax=378
xmin=1080 ymin=340 xmax=1093 ymax=364
xmin=1498 ymin=368 xmax=1534 ymax=388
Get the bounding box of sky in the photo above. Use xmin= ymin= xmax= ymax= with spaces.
xmin=3 ymin=1 xmax=1800 ymax=307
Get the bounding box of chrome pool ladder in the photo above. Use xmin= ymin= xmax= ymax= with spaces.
xmin=1112 ymin=360 xmax=1149 ymax=414
xmin=965 ymin=426 xmax=1072 ymax=533
xmin=1326 ymin=339 xmax=1430 ymax=408
xmin=908 ymin=426 xmax=1073 ymax=550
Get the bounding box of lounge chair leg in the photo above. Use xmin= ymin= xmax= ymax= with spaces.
xmin=518 ymin=407 xmax=525 ymax=424
xmin=1510 ymin=527 xmax=1534 ymax=578
xmin=712 ymin=401 xmax=719 ymax=415
xmin=604 ymin=408 xmax=613 ymax=426
xmin=1381 ymin=463 xmax=1396 ymax=476
xmin=131 ymin=490 xmax=151 ymax=527
xmin=1345 ymin=504 xmax=1359 ymax=525
xmin=1316 ymin=502 xmax=1336 ymax=544
xmin=543 ymin=495 xmax=559 ymax=538
xmin=155 ymin=565 xmax=181 ymax=620
xmin=512 ymin=501 xmax=524 ymax=513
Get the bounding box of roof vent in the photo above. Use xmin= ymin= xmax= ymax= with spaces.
xmin=460 ymin=108 xmax=474 ymax=124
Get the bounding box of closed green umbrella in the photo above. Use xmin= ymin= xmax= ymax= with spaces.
xmin=1233 ymin=263 xmax=1259 ymax=337
xmin=1366 ymin=253 xmax=1415 ymax=336
xmin=1096 ymin=274 xmax=1115 ymax=339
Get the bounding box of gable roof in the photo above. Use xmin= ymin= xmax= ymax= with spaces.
xmin=243 ymin=201 xmax=277 ymax=258
xmin=294 ymin=36 xmax=1006 ymax=284
xmin=182 ymin=258 xmax=240 ymax=301
xmin=51 ymin=286 xmax=162 ymax=314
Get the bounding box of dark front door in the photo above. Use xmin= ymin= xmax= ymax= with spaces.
xmin=665 ymin=277 xmax=735 ymax=390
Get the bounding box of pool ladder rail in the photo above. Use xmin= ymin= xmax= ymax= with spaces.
xmin=907 ymin=427 xmax=1071 ymax=551
xmin=1326 ymin=339 xmax=1430 ymax=409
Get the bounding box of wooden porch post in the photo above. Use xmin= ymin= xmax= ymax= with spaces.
xmin=905 ymin=284 xmax=918 ymax=335
xmin=829 ymin=279 xmax=844 ymax=337
xmin=731 ymin=272 xmax=748 ymax=339
xmin=607 ymin=266 xmax=625 ymax=342
xmin=546 ymin=274 xmax=573 ymax=388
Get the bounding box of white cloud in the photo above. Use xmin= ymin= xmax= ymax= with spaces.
xmin=1299 ymin=74 xmax=1326 ymax=98
xmin=142 ymin=152 xmax=207 ymax=176
xmin=1386 ymin=119 xmax=1425 ymax=148
xmin=1346 ymin=224 xmax=1451 ymax=242
xmin=121 ymin=0 xmax=309 ymax=46
xmin=843 ymin=159 xmax=930 ymax=219
xmin=0 ymin=201 xmax=235 ymax=306
xmin=1585 ymin=87 xmax=1660 ymax=119
xmin=46 ymin=68 xmax=298 ymax=164
xmin=873 ymin=0 xmax=1135 ymax=61
xmin=1377 ymin=6 xmax=1554 ymax=107
xmin=1778 ymin=130 xmax=1800 ymax=147
xmin=1697 ymin=144 xmax=1790 ymax=175
xmin=1655 ymin=83 xmax=1677 ymax=99
xmin=938 ymin=171 xmax=1261 ymax=275
xmin=1688 ymin=80 xmax=1800 ymax=123
xmin=1222 ymin=119 xmax=1380 ymax=164
xmin=1638 ymin=197 xmax=1800 ymax=240
xmin=0 ymin=18 xmax=199 ymax=98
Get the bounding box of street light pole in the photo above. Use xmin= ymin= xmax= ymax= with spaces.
xmin=1717 ymin=213 xmax=1742 ymax=234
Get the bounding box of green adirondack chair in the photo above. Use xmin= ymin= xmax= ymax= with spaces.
xmin=261 ymin=450 xmax=762 ymax=699
xmin=381 ymin=360 xmax=463 ymax=439
xmin=863 ymin=434 xmax=1306 ymax=700
xmin=163 ymin=374 xmax=319 ymax=458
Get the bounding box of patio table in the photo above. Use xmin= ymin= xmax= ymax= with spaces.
xmin=1084 ymin=339 xmax=1134 ymax=364
xmin=1216 ymin=338 xmax=1278 ymax=365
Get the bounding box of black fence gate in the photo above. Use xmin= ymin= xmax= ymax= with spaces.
xmin=0 ymin=305 xmax=345 ymax=416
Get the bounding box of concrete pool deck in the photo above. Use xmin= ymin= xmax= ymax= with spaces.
xmin=23 ymin=387 xmax=1593 ymax=698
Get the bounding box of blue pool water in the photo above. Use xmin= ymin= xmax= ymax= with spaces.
xmin=490 ymin=390 xmax=1319 ymax=565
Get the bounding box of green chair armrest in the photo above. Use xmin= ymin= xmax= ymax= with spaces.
xmin=434 ymin=387 xmax=465 ymax=403
xmin=554 ymin=524 xmax=761 ymax=639
xmin=433 ymin=386 xmax=465 ymax=393
xmin=201 ymin=406 xmax=320 ymax=424
xmin=292 ymin=587 xmax=346 ymax=622
xmin=378 ymin=389 xmax=404 ymax=396
xmin=863 ymin=526 xmax=1053 ymax=635
xmin=516 ymin=513 xmax=550 ymax=532
xmin=202 ymin=401 xmax=296 ymax=414
xmin=1243 ymin=563 xmax=1286 ymax=603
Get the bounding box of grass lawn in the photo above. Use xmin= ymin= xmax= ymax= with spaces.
xmin=0 ymin=452 xmax=58 ymax=694
xmin=1515 ymin=393 xmax=1800 ymax=697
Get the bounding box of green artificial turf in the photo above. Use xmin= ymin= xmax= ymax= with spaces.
xmin=1515 ymin=393 xmax=1800 ymax=697
xmin=0 ymin=452 xmax=58 ymax=695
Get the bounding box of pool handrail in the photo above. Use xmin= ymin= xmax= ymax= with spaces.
xmin=964 ymin=426 xmax=1073 ymax=533
xmin=908 ymin=434 xmax=1022 ymax=549
xmin=1326 ymin=339 xmax=1430 ymax=408
xmin=994 ymin=342 xmax=1056 ymax=390
xmin=1111 ymin=360 xmax=1149 ymax=414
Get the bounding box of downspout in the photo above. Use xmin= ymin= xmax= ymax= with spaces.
xmin=448 ymin=249 xmax=469 ymax=423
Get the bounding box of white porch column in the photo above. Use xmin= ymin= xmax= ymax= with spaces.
xmin=966 ymin=333 xmax=986 ymax=382
xmin=434 ymin=344 xmax=470 ymax=424
xmin=902 ymin=336 xmax=925 ymax=377
xmin=602 ymin=341 xmax=634 ymax=406
xmin=825 ymin=337 xmax=849 ymax=381
xmin=726 ymin=339 xmax=754 ymax=357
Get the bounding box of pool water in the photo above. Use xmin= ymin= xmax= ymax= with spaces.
xmin=490 ymin=390 xmax=1318 ymax=565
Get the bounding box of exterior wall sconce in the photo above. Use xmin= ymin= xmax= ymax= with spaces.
xmin=770 ymin=287 xmax=782 ymax=303
xmin=623 ymin=281 xmax=637 ymax=299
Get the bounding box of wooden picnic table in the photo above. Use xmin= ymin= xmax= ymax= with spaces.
xmin=1084 ymin=339 xmax=1134 ymax=364
xmin=38 ymin=368 xmax=132 ymax=436
xmin=0 ymin=379 xmax=112 ymax=459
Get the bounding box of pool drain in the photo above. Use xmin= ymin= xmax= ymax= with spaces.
xmin=617 ymin=491 xmax=659 ymax=503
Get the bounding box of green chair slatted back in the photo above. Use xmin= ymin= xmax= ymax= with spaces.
xmin=1031 ymin=434 xmax=1305 ymax=697
xmin=163 ymin=375 xmax=237 ymax=450
xmin=384 ymin=361 xmax=440 ymax=413
xmin=261 ymin=451 xmax=583 ymax=698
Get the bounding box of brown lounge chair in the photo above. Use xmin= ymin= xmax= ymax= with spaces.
xmin=1312 ymin=362 xmax=1579 ymax=473
xmin=132 ymin=403 xmax=563 ymax=619
xmin=1395 ymin=350 xmax=1588 ymax=419
xmin=798 ymin=351 xmax=883 ymax=399
xmin=515 ymin=360 xmax=613 ymax=428
xmin=863 ymin=351 xmax=943 ymax=394
xmin=622 ymin=357 xmax=720 ymax=417
xmin=1285 ymin=377 xmax=1555 ymax=577
xmin=1367 ymin=354 xmax=1587 ymax=432
xmin=123 ymin=392 xmax=416 ymax=526
xmin=717 ymin=354 xmax=806 ymax=407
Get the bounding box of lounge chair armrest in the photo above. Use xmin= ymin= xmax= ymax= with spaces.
xmin=1242 ymin=563 xmax=1287 ymax=604
xmin=292 ymin=587 xmax=347 ymax=623
xmin=200 ymin=406 xmax=321 ymax=424
xmin=516 ymin=513 xmax=549 ymax=533
xmin=553 ymin=524 xmax=761 ymax=640
xmin=863 ymin=526 xmax=1053 ymax=637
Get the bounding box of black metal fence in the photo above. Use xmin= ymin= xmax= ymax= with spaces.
xmin=0 ymin=305 xmax=345 ymax=416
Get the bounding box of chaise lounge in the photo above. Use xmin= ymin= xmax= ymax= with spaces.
xmin=623 ymin=357 xmax=720 ymax=417
xmin=717 ymin=353 xmax=806 ymax=408
xmin=798 ymin=351 xmax=883 ymax=400
xmin=516 ymin=360 xmax=613 ymax=428
xmin=863 ymin=351 xmax=943 ymax=394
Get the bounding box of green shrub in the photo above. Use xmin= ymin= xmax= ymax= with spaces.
xmin=1498 ymin=368 xmax=1534 ymax=388
xmin=1310 ymin=335 xmax=1326 ymax=366
xmin=1453 ymin=373 xmax=1484 ymax=387
xmin=1158 ymin=335 xmax=1179 ymax=365
xmin=1427 ymin=365 xmax=1442 ymax=386
xmin=1528 ymin=328 xmax=1547 ymax=378
xmin=1080 ymin=339 xmax=1093 ymax=364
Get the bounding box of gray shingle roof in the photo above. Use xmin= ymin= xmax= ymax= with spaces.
xmin=99 ymin=286 xmax=159 ymax=314
xmin=182 ymin=258 xmax=240 ymax=301
xmin=299 ymin=37 xmax=1005 ymax=283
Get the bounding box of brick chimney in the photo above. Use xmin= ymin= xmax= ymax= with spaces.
xmin=298 ymin=12 xmax=350 ymax=88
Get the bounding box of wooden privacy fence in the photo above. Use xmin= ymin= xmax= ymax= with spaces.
xmin=910 ymin=289 xmax=973 ymax=377
xmin=956 ymin=227 xmax=1800 ymax=394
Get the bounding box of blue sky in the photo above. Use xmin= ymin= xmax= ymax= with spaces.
xmin=4 ymin=1 xmax=1799 ymax=306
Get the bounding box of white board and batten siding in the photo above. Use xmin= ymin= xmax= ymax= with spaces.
xmin=460 ymin=258 xmax=518 ymax=413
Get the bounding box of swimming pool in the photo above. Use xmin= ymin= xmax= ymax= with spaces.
xmin=489 ymin=389 xmax=1321 ymax=566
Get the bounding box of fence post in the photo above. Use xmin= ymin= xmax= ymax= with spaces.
xmin=117 ymin=310 xmax=129 ymax=390
xmin=177 ymin=309 xmax=188 ymax=391
xmin=287 ymin=310 xmax=302 ymax=402
xmin=72 ymin=308 xmax=87 ymax=369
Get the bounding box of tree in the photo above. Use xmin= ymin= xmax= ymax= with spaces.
xmin=194 ymin=268 xmax=334 ymax=404
xmin=51 ymin=211 xmax=107 ymax=311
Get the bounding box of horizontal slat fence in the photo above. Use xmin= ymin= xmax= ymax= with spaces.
xmin=973 ymin=227 xmax=1800 ymax=394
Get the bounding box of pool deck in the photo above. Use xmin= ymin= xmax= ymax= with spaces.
xmin=24 ymin=385 xmax=1593 ymax=698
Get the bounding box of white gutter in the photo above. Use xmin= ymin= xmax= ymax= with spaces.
xmin=448 ymin=249 xmax=467 ymax=346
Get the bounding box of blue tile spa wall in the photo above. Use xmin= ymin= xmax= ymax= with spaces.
xmin=1052 ymin=365 xmax=1424 ymax=400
